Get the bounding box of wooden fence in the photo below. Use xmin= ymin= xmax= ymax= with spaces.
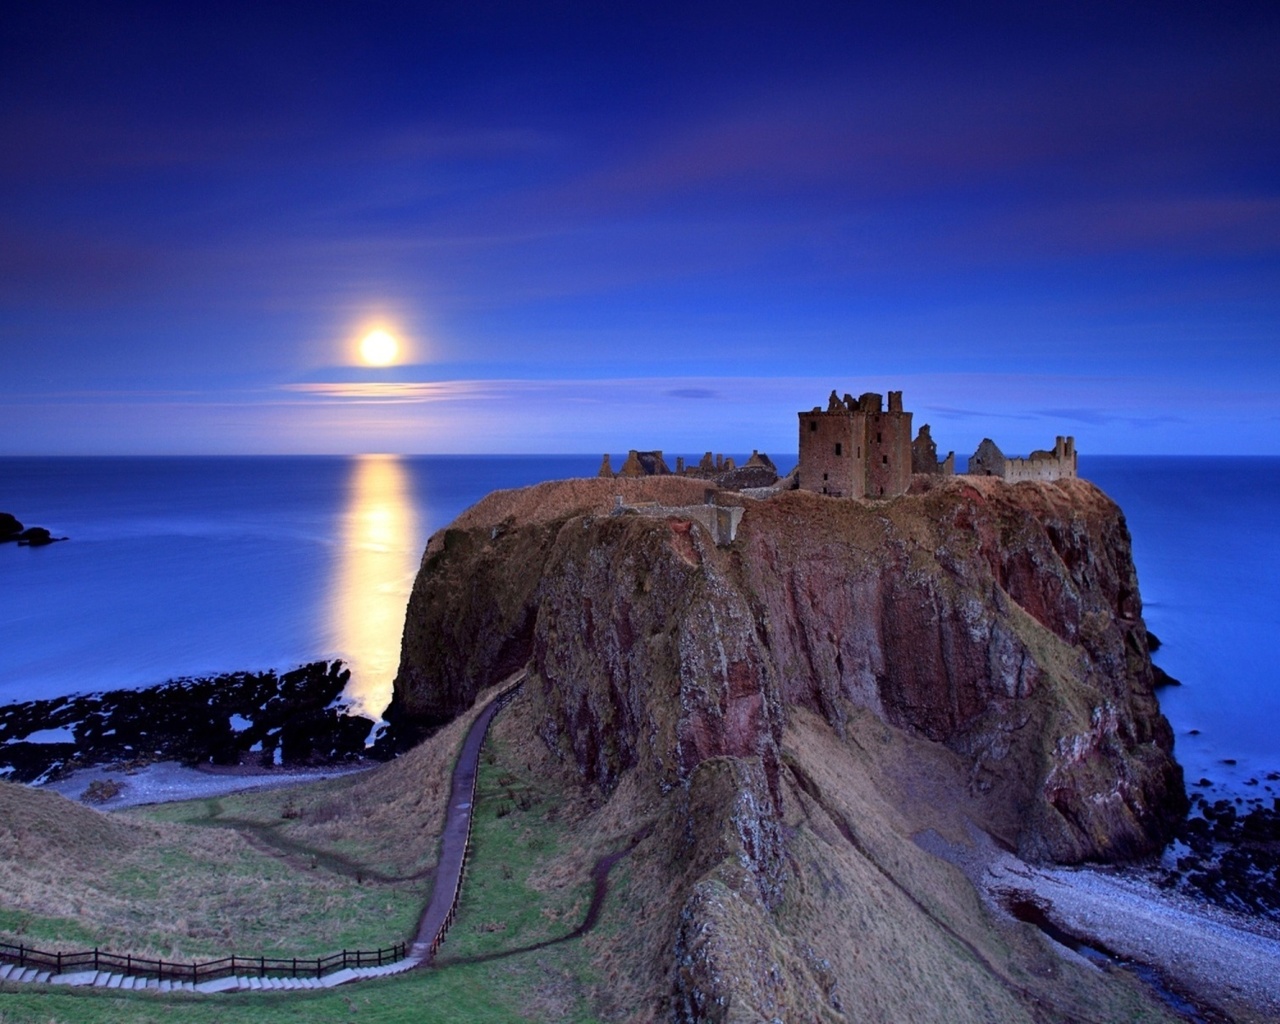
xmin=0 ymin=939 xmax=406 ymax=983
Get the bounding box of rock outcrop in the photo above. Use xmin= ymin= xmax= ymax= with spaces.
xmin=0 ymin=660 xmax=379 ymax=783
xmin=0 ymin=512 xmax=67 ymax=546
xmin=391 ymin=474 xmax=1187 ymax=1019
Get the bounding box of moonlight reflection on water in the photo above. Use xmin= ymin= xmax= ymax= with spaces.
xmin=329 ymin=454 xmax=420 ymax=719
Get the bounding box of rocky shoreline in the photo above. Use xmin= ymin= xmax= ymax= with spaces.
xmin=920 ymin=822 xmax=1280 ymax=1021
xmin=0 ymin=660 xmax=392 ymax=785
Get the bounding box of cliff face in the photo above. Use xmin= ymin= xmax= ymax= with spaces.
xmin=392 ymin=474 xmax=1186 ymax=1019
xmin=395 ymin=475 xmax=1182 ymax=864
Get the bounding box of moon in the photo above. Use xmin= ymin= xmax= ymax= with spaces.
xmin=359 ymin=329 xmax=399 ymax=366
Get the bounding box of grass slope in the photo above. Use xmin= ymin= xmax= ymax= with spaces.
xmin=2 ymin=687 xmax=1190 ymax=1023
xmin=0 ymin=689 xmax=612 ymax=1022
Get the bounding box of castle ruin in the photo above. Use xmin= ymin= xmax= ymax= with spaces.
xmin=911 ymin=423 xmax=955 ymax=476
xmin=967 ymin=436 xmax=1077 ymax=482
xmin=599 ymin=449 xmax=779 ymax=490
xmin=797 ymin=390 xmax=914 ymax=498
xmin=797 ymin=389 xmax=1077 ymax=498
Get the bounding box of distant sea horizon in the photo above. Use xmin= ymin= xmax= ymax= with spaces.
xmin=2 ymin=453 xmax=1277 ymax=804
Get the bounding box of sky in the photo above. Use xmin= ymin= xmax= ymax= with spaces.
xmin=1 ymin=0 xmax=1277 ymax=455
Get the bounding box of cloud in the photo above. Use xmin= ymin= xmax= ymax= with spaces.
xmin=1035 ymin=407 xmax=1188 ymax=428
xmin=666 ymin=388 xmax=719 ymax=399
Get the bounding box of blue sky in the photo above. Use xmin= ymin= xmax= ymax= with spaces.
xmin=2 ymin=1 xmax=1277 ymax=455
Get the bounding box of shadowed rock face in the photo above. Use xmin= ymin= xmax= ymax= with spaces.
xmin=393 ymin=475 xmax=1184 ymax=867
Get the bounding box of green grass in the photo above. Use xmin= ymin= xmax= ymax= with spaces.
xmin=0 ymin=724 xmax=607 ymax=1023
xmin=0 ymin=960 xmax=583 ymax=1024
xmin=0 ymin=909 xmax=101 ymax=949
xmin=441 ymin=745 xmax=580 ymax=958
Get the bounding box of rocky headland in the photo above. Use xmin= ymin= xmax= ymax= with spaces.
xmin=387 ymin=474 xmax=1220 ymax=1021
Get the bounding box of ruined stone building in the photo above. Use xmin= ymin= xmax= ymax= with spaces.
xmin=599 ymin=449 xmax=779 ymax=490
xmin=910 ymin=423 xmax=955 ymax=476
xmin=797 ymin=390 xmax=913 ymax=497
xmin=968 ymin=436 xmax=1078 ymax=482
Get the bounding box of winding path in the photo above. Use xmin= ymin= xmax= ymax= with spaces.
xmin=0 ymin=675 xmax=527 ymax=994
xmin=409 ymin=676 xmax=524 ymax=963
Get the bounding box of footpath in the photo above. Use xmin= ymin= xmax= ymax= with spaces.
xmin=0 ymin=676 xmax=524 ymax=995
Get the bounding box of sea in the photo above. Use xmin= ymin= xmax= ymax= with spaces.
xmin=1 ymin=455 xmax=1277 ymax=801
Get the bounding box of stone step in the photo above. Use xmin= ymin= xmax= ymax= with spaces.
xmin=194 ymin=975 xmax=240 ymax=994
xmin=0 ymin=964 xmax=14 ymax=981
xmin=50 ymin=970 xmax=101 ymax=986
xmin=105 ymin=974 xmax=124 ymax=989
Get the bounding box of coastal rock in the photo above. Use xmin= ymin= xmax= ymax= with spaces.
xmin=17 ymin=526 xmax=62 ymax=546
xmin=0 ymin=660 xmax=378 ymax=783
xmin=394 ymin=475 xmax=1184 ymax=865
xmin=1 ymin=513 xmax=67 ymax=545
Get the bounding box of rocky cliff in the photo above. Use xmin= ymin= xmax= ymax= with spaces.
xmin=391 ymin=474 xmax=1187 ymax=1021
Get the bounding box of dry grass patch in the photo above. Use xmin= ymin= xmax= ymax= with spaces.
xmin=0 ymin=686 xmax=509 ymax=961
xmin=446 ymin=475 xmax=715 ymax=536
xmin=779 ymin=707 xmax=1183 ymax=1024
xmin=142 ymin=682 xmax=503 ymax=880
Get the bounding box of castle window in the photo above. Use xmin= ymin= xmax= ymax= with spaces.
xmin=809 ymin=421 xmax=817 ymax=432
xmin=876 ymin=432 xmax=882 ymax=443
xmin=857 ymin=446 xmax=860 ymax=458
xmin=882 ymin=455 xmax=888 ymax=465
xmin=822 ymin=472 xmax=828 ymax=481
xmin=835 ymin=443 xmax=842 ymax=456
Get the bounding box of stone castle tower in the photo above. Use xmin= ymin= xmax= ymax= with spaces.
xmin=797 ymin=390 xmax=913 ymax=498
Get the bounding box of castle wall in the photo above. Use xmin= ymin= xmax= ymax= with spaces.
xmin=616 ymin=498 xmax=744 ymax=546
xmin=864 ymin=408 xmax=913 ymax=497
xmin=797 ymin=410 xmax=866 ymax=497
xmin=968 ymin=436 xmax=1077 ymax=482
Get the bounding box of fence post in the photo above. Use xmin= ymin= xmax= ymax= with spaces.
xmin=56 ymin=951 xmax=62 ymax=975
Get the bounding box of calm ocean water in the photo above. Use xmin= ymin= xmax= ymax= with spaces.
xmin=2 ymin=455 xmax=1276 ymax=796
